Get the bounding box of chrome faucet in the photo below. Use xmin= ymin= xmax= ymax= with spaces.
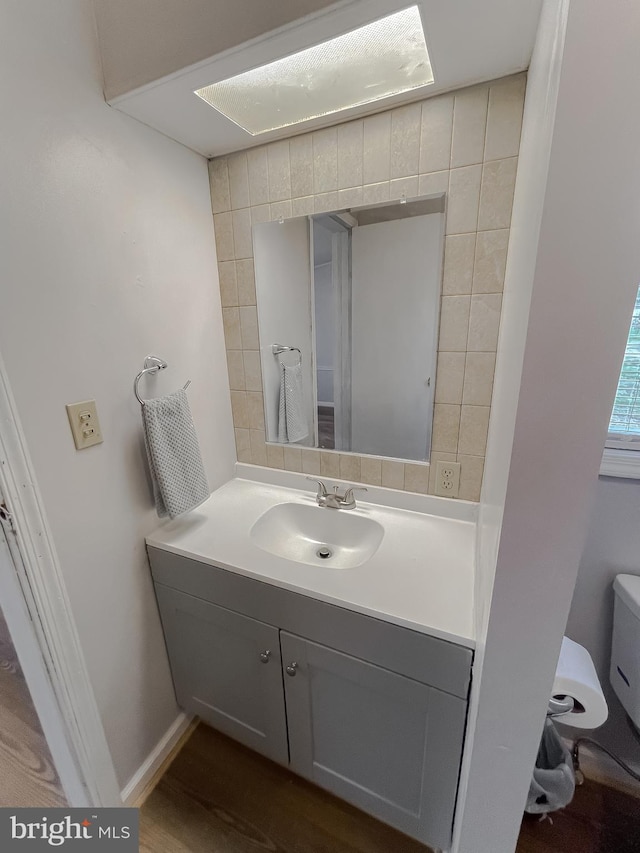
xmin=306 ymin=478 xmax=367 ymax=510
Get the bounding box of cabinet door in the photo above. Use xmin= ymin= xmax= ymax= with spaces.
xmin=281 ymin=632 xmax=466 ymax=850
xmin=155 ymin=584 xmax=288 ymax=765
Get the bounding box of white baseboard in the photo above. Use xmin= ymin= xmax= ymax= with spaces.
xmin=121 ymin=712 xmax=194 ymax=806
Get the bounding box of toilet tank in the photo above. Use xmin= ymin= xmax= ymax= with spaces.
xmin=610 ymin=574 xmax=640 ymax=728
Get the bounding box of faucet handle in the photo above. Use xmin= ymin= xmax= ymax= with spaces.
xmin=343 ymin=486 xmax=368 ymax=506
xmin=306 ymin=477 xmax=329 ymax=499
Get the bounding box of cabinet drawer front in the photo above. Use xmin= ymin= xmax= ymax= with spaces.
xmin=281 ymin=632 xmax=466 ymax=850
xmin=155 ymin=585 xmax=288 ymax=765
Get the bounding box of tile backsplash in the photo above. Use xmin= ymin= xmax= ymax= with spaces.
xmin=208 ymin=74 xmax=526 ymax=501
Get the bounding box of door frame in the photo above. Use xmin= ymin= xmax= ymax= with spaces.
xmin=0 ymin=352 xmax=121 ymax=806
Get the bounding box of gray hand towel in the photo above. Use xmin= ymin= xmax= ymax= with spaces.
xmin=142 ymin=389 xmax=210 ymax=519
xmin=277 ymin=362 xmax=309 ymax=443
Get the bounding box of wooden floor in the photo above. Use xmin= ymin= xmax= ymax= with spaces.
xmin=140 ymin=723 xmax=640 ymax=853
xmin=0 ymin=608 xmax=66 ymax=807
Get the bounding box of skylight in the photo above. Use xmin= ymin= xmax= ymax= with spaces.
xmin=194 ymin=6 xmax=433 ymax=135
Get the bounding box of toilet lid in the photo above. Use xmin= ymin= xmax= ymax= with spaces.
xmin=614 ymin=574 xmax=640 ymax=620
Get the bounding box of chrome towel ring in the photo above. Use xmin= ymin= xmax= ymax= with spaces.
xmin=272 ymin=344 xmax=302 ymax=366
xmin=134 ymin=355 xmax=191 ymax=406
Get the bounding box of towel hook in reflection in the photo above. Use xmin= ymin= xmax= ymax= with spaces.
xmin=272 ymin=344 xmax=302 ymax=366
xmin=134 ymin=355 xmax=191 ymax=406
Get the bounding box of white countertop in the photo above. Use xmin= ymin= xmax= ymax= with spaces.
xmin=146 ymin=478 xmax=476 ymax=649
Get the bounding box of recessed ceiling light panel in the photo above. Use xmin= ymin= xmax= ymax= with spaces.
xmin=194 ymin=6 xmax=434 ymax=135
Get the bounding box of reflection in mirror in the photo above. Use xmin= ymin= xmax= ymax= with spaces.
xmin=253 ymin=195 xmax=445 ymax=463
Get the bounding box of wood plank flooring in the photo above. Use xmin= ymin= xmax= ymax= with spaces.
xmin=141 ymin=722 xmax=640 ymax=853
xmin=0 ymin=608 xmax=66 ymax=807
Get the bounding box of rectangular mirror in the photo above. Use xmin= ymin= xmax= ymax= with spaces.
xmin=253 ymin=194 xmax=445 ymax=462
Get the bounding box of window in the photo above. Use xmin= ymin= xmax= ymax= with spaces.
xmin=601 ymin=284 xmax=640 ymax=477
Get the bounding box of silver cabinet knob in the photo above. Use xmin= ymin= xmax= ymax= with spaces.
xmin=286 ymin=661 xmax=298 ymax=677
xmin=260 ymin=650 xmax=271 ymax=664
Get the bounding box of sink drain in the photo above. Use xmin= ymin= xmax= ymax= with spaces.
xmin=316 ymin=546 xmax=333 ymax=559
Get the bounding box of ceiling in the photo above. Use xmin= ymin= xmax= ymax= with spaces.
xmin=98 ymin=0 xmax=543 ymax=158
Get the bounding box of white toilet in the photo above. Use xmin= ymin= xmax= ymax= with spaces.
xmin=610 ymin=574 xmax=640 ymax=734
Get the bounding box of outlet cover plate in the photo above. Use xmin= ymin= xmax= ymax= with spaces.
xmin=66 ymin=400 xmax=103 ymax=450
xmin=434 ymin=460 xmax=461 ymax=498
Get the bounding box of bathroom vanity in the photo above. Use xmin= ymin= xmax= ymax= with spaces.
xmin=147 ymin=477 xmax=475 ymax=850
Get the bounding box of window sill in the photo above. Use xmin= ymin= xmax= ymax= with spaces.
xmin=600 ymin=448 xmax=640 ymax=479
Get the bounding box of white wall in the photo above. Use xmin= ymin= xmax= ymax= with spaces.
xmin=455 ymin=0 xmax=640 ymax=850
xmin=313 ymin=263 xmax=334 ymax=405
xmin=350 ymin=214 xmax=443 ymax=461
xmin=565 ymin=475 xmax=640 ymax=774
xmin=0 ymin=0 xmax=235 ymax=788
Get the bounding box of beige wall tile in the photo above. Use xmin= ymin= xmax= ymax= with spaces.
xmin=283 ymin=446 xmax=302 ymax=472
xmin=266 ymin=444 xmax=284 ymax=469
xmin=451 ymin=87 xmax=489 ymax=168
xmin=457 ymin=454 xmax=484 ymax=502
xmin=301 ymin=448 xmax=321 ymax=475
xmin=360 ymin=457 xmax=382 ymax=486
xmin=485 ymin=75 xmax=526 ymax=162
xmin=247 ymin=391 xmax=265 ymax=430
xmin=250 ymin=429 xmax=268 ymax=465
xmin=439 ymin=296 xmax=471 ymax=351
xmin=213 ymin=211 xmax=234 ymax=261
xmin=222 ymin=307 xmax=242 ymax=349
xmin=292 ymin=196 xmax=314 ymax=216
xmin=404 ymin=463 xmax=429 ymax=494
xmin=362 ymin=182 xmax=390 ymax=204
xmin=251 ymin=203 xmax=270 ymax=228
xmin=390 ymin=103 xmax=421 ymax=178
xmin=290 ymin=135 xmax=313 ymax=198
xmin=267 ymin=140 xmax=291 ymax=202
xmin=235 ymin=428 xmax=252 ymax=463
xmin=230 ymin=390 xmax=249 ymax=429
xmin=247 ymin=147 xmax=269 ymax=206
xmin=337 ymin=121 xmax=363 ymax=188
xmin=431 ymin=403 xmax=461 ymax=453
xmin=478 ymin=157 xmax=518 ymax=231
xmin=226 ymin=350 xmax=245 ymax=391
xmin=419 ymin=95 xmax=454 ymax=174
xmin=228 ymin=152 xmax=250 ymax=209
xmin=209 ymin=157 xmax=230 ymax=213
xmin=446 ymin=165 xmax=482 ymax=234
xmin=467 ymin=294 xmax=502 ymax=351
xmin=381 ymin=460 xmax=404 ymax=490
xmin=218 ymin=260 xmax=238 ymax=307
xmin=435 ymin=352 xmax=465 ymax=404
xmin=339 ymin=454 xmax=361 ymax=482
xmin=320 ymin=451 xmax=340 ymax=478
xmin=314 ymin=192 xmax=339 ymax=213
xmin=458 ymin=405 xmax=490 ymax=456
xmin=442 ymin=234 xmax=475 ymax=296
xmin=418 ymin=171 xmax=449 ymax=197
xmin=338 ymin=187 xmax=363 ymax=207
xmin=473 ymin=229 xmax=509 ymax=293
xmin=237 ymin=259 xmax=256 ymax=305
xmin=270 ymin=200 xmax=292 ymax=221
xmin=463 ymin=352 xmax=496 ymax=405
xmin=390 ymin=176 xmax=419 ymax=200
xmin=428 ymin=451 xmax=457 ymax=494
xmin=243 ymin=350 xmax=262 ymax=392
xmin=363 ymin=112 xmax=391 ymax=184
xmin=313 ymin=127 xmax=338 ymax=193
xmin=231 ymin=208 xmax=252 ymax=258
xmin=239 ymin=306 xmax=259 ymax=349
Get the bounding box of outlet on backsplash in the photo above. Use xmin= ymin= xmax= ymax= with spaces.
xmin=435 ymin=461 xmax=461 ymax=498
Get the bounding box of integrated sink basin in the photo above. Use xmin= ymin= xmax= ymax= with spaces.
xmin=250 ymin=502 xmax=384 ymax=569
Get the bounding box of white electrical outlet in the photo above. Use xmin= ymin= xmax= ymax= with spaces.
xmin=434 ymin=461 xmax=461 ymax=498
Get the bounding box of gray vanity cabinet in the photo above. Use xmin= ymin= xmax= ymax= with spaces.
xmin=149 ymin=546 xmax=472 ymax=850
xmin=281 ymin=632 xmax=466 ymax=847
xmin=154 ymin=584 xmax=289 ymax=765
